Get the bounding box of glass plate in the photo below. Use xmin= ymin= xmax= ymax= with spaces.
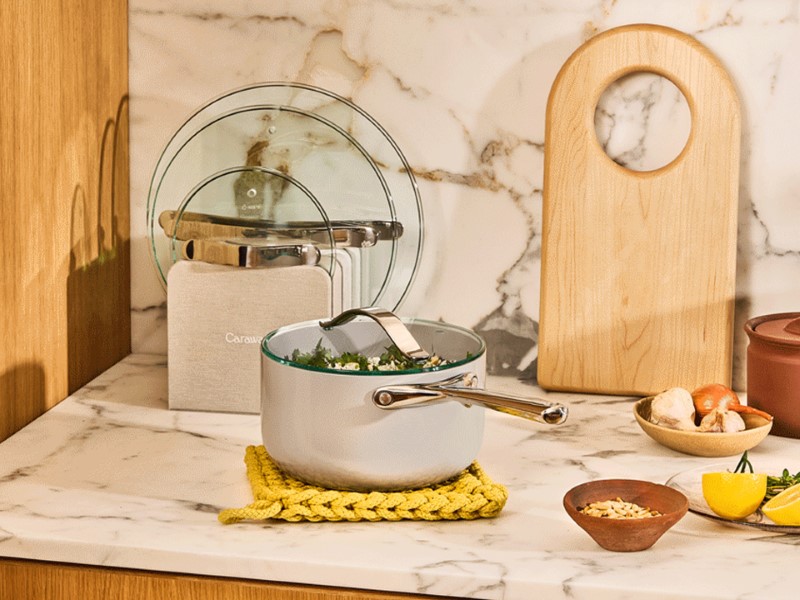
xmin=665 ymin=460 xmax=800 ymax=534
xmin=147 ymin=83 xmax=422 ymax=311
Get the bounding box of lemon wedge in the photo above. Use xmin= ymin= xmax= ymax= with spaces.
xmin=762 ymin=483 xmax=800 ymax=525
xmin=701 ymin=472 xmax=767 ymax=520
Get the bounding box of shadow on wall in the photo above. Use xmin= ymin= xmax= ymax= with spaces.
xmin=731 ymin=74 xmax=753 ymax=392
xmin=468 ymin=34 xmax=581 ymax=381
xmin=67 ymin=95 xmax=131 ymax=394
xmin=0 ymin=363 xmax=46 ymax=443
xmin=474 ymin=308 xmax=539 ymax=379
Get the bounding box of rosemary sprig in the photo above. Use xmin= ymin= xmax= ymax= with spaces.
xmin=733 ymin=451 xmax=754 ymax=474
xmin=764 ymin=468 xmax=800 ymax=503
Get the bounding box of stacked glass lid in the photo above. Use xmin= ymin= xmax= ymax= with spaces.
xmin=147 ymin=82 xmax=423 ymax=311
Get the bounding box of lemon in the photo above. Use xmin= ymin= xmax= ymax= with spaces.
xmin=701 ymin=472 xmax=767 ymax=520
xmin=762 ymin=483 xmax=800 ymax=525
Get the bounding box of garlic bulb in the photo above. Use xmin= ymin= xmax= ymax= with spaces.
xmin=698 ymin=407 xmax=746 ymax=433
xmin=649 ymin=387 xmax=697 ymax=431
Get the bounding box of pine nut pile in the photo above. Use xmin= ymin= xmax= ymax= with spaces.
xmin=579 ymin=497 xmax=661 ymax=519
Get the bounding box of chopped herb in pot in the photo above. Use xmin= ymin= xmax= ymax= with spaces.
xmin=287 ymin=339 xmax=451 ymax=371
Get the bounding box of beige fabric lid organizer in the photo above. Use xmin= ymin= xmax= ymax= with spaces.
xmin=167 ymin=260 xmax=335 ymax=414
xmin=538 ymin=24 xmax=741 ymax=396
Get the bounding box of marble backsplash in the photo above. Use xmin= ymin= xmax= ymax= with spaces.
xmin=129 ymin=0 xmax=800 ymax=389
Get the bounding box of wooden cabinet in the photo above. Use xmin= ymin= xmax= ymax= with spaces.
xmin=0 ymin=559 xmax=433 ymax=600
xmin=0 ymin=0 xmax=130 ymax=442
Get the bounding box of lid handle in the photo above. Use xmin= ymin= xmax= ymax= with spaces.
xmin=786 ymin=317 xmax=800 ymax=336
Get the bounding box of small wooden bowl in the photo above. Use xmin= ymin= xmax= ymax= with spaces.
xmin=563 ymin=479 xmax=688 ymax=552
xmin=633 ymin=397 xmax=772 ymax=457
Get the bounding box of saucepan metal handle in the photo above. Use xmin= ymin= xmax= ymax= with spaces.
xmin=181 ymin=238 xmax=321 ymax=268
xmin=372 ymin=373 xmax=569 ymax=425
xmin=159 ymin=210 xmax=402 ymax=248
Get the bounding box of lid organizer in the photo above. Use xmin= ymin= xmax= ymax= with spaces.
xmin=147 ymin=82 xmax=423 ymax=311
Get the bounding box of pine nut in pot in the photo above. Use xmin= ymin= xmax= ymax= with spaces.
xmin=579 ymin=497 xmax=662 ymax=519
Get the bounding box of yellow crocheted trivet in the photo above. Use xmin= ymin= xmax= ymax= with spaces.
xmin=218 ymin=445 xmax=508 ymax=523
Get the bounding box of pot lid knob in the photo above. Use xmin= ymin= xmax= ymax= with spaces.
xmin=786 ymin=317 xmax=800 ymax=336
xmin=750 ymin=313 xmax=800 ymax=345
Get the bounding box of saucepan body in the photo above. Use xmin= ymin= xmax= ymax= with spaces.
xmin=261 ymin=316 xmax=566 ymax=491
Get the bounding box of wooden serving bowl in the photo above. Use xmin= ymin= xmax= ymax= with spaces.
xmin=563 ymin=479 xmax=688 ymax=552
xmin=633 ymin=397 xmax=772 ymax=457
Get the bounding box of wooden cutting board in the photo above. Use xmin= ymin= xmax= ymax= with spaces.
xmin=538 ymin=24 xmax=740 ymax=396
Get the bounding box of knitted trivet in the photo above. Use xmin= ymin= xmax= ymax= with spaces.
xmin=218 ymin=445 xmax=508 ymax=523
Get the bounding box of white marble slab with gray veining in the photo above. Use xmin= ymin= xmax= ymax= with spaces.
xmin=1 ymin=355 xmax=799 ymax=599
xmin=129 ymin=0 xmax=800 ymax=391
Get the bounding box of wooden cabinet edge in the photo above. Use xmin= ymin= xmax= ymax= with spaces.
xmin=0 ymin=558 xmax=437 ymax=600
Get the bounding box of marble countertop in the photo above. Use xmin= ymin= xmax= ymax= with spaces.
xmin=1 ymin=354 xmax=799 ymax=599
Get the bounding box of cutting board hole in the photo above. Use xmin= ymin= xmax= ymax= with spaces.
xmin=594 ymin=72 xmax=691 ymax=172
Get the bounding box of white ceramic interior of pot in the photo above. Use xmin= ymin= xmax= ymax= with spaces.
xmin=262 ymin=317 xmax=486 ymax=374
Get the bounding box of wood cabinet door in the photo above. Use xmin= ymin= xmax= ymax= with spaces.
xmin=0 ymin=0 xmax=130 ymax=442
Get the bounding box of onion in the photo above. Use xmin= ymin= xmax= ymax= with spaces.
xmin=691 ymin=383 xmax=773 ymax=421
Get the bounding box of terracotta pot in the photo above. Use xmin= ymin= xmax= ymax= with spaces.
xmin=744 ymin=312 xmax=800 ymax=438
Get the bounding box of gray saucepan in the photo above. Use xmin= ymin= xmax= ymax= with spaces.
xmin=260 ymin=308 xmax=568 ymax=491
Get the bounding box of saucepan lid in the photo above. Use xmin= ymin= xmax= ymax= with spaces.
xmin=147 ymin=82 xmax=423 ymax=311
xmin=745 ymin=312 xmax=800 ymax=347
xmin=149 ymin=104 xmax=388 ymax=289
xmin=165 ymin=166 xmax=336 ymax=274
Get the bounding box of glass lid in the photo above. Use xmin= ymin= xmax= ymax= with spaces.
xmin=147 ymin=82 xmax=423 ymax=310
xmin=150 ymin=104 xmax=393 ymax=299
xmin=164 ymin=166 xmax=336 ymax=278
